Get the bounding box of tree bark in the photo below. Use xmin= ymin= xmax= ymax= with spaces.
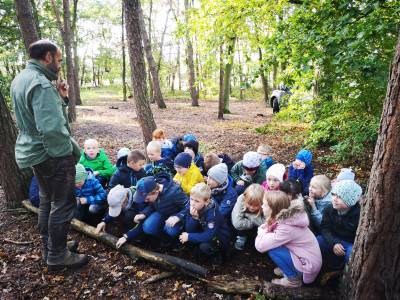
xmin=71 ymin=0 xmax=82 ymax=105
xmin=258 ymin=47 xmax=269 ymax=107
xmin=124 ymin=0 xmax=157 ymax=145
xmin=218 ymin=44 xmax=224 ymax=120
xmin=156 ymin=7 xmax=171 ymax=75
xmin=184 ymin=0 xmax=199 ymax=106
xmin=30 ymin=0 xmax=41 ymax=39
xmin=0 ymin=92 xmax=32 ymax=208
xmin=138 ymin=0 xmax=166 ymax=109
xmin=14 ymin=0 xmax=39 ymax=51
xmin=50 ymin=0 xmax=77 ymax=121
xmin=121 ymin=2 xmax=127 ymax=102
xmin=223 ymin=36 xmax=235 ymax=113
xmin=341 ymin=35 xmax=400 ymax=299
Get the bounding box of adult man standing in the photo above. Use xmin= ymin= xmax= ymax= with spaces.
xmin=11 ymin=40 xmax=88 ymax=271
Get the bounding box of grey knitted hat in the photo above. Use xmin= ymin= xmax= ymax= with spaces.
xmin=208 ymin=163 xmax=228 ymax=185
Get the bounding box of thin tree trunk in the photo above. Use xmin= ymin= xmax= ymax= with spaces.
xmin=138 ymin=0 xmax=166 ymax=109
xmin=238 ymin=42 xmax=244 ymax=101
xmin=14 ymin=0 xmax=39 ymax=51
xmin=258 ymin=47 xmax=269 ymax=107
xmin=147 ymin=0 xmax=153 ymax=103
xmin=71 ymin=0 xmax=81 ymax=105
xmin=50 ymin=0 xmax=77 ymax=121
xmin=0 ymin=92 xmax=32 ymax=208
xmin=218 ymin=44 xmax=224 ymax=120
xmin=122 ymin=2 xmax=127 ymax=101
xmin=80 ymin=50 xmax=86 ymax=86
xmin=156 ymin=7 xmax=171 ymax=74
xmin=341 ymin=34 xmax=400 ymax=299
xmin=30 ymin=0 xmax=41 ymax=39
xmin=124 ymin=0 xmax=157 ymax=145
xmin=184 ymin=0 xmax=198 ymax=106
xmin=223 ymin=36 xmax=235 ymax=113
xmin=272 ymin=63 xmax=277 ymax=89
xmin=177 ymin=41 xmax=181 ymax=91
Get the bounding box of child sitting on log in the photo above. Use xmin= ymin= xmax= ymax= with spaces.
xmin=115 ymin=174 xmax=187 ymax=248
xmin=95 ymin=184 xmax=144 ymax=234
xmin=206 ymin=163 xmax=237 ymax=218
xmin=79 ymin=138 xmax=116 ymax=187
xmin=108 ymin=150 xmax=147 ymax=190
xmin=231 ymin=151 xmax=266 ymax=195
xmin=255 ymin=190 xmax=322 ymax=288
xmin=261 ymin=163 xmax=286 ymax=192
xmin=305 ymin=175 xmax=332 ymax=232
xmin=145 ymin=141 xmax=175 ymax=177
xmin=164 ymin=183 xmax=231 ymax=264
xmin=74 ymin=163 xmax=107 ymax=221
xmin=317 ymin=180 xmax=362 ymax=270
xmin=231 ymin=184 xmax=265 ymax=251
xmin=173 ymin=152 xmax=204 ymax=195
xmin=288 ymin=149 xmax=314 ymax=195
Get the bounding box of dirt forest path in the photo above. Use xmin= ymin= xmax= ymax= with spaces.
xmin=74 ymin=97 xmax=304 ymax=166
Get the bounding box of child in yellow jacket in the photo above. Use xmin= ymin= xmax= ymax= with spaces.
xmin=173 ymin=152 xmax=204 ymax=195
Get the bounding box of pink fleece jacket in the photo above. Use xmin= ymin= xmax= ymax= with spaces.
xmin=255 ymin=204 xmax=322 ymax=284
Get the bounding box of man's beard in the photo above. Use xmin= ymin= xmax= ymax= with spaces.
xmin=48 ymin=55 xmax=60 ymax=74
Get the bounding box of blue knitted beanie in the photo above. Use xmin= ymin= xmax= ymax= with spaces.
xmin=296 ymin=149 xmax=313 ymax=166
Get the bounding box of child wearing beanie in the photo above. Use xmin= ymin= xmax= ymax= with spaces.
xmin=306 ymin=175 xmax=332 ymax=232
xmin=74 ymin=163 xmax=107 ymax=221
xmin=261 ymin=163 xmax=286 ymax=192
xmin=288 ymin=149 xmax=314 ymax=195
xmin=231 ymin=151 xmax=267 ymax=195
xmin=207 ymin=163 xmax=238 ymax=217
xmin=173 ymin=152 xmax=204 ymax=195
xmin=317 ymin=180 xmax=362 ymax=269
xmin=332 ymin=168 xmax=356 ymax=187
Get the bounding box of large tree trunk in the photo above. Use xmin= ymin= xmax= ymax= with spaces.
xmin=14 ymin=0 xmax=39 ymax=51
xmin=50 ymin=0 xmax=77 ymax=121
xmin=71 ymin=0 xmax=82 ymax=105
xmin=0 ymin=92 xmax=32 ymax=208
xmin=124 ymin=0 xmax=157 ymax=145
xmin=121 ymin=2 xmax=127 ymax=102
xmin=258 ymin=47 xmax=269 ymax=108
xmin=138 ymin=0 xmax=166 ymax=109
xmin=218 ymin=44 xmax=224 ymax=120
xmin=183 ymin=0 xmax=199 ymax=106
xmin=223 ymin=36 xmax=235 ymax=113
xmin=341 ymin=35 xmax=400 ymax=299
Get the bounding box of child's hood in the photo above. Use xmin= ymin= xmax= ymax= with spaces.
xmin=276 ymin=203 xmax=309 ymax=228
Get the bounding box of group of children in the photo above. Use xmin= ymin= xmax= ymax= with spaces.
xmin=29 ymin=129 xmax=362 ymax=288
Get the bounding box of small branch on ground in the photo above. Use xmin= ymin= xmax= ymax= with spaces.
xmin=143 ymin=271 xmax=175 ymax=284
xmin=3 ymin=238 xmax=34 ymax=245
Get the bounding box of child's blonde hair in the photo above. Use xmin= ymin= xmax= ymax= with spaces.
xmin=264 ymin=191 xmax=290 ymax=221
xmin=257 ymin=144 xmax=272 ymax=155
xmin=242 ymin=184 xmax=264 ymax=215
xmin=84 ymin=138 xmax=99 ymax=148
xmin=152 ymin=129 xmax=166 ymax=140
xmin=146 ymin=141 xmax=161 ymax=154
xmin=311 ymin=175 xmax=332 ymax=194
xmin=190 ymin=183 xmax=211 ymax=201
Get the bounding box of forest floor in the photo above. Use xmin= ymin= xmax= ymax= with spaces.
xmin=0 ymin=93 xmax=372 ymax=299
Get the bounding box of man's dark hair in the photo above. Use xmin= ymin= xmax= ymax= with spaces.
xmin=28 ymin=40 xmax=58 ymax=59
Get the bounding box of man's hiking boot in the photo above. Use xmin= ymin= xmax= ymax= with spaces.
xmin=47 ymin=250 xmax=89 ymax=272
xmin=42 ymin=240 xmax=80 ymax=262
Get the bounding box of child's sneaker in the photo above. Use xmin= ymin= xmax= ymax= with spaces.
xmin=273 ymin=267 xmax=284 ymax=277
xmin=271 ymin=276 xmax=302 ymax=288
xmin=234 ymin=236 xmax=247 ymax=251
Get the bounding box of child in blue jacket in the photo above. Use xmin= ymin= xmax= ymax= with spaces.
xmin=144 ymin=141 xmax=175 ymax=177
xmin=288 ymin=149 xmax=314 ymax=195
xmin=74 ymin=163 xmax=107 ymax=221
xmin=164 ymin=183 xmax=231 ymax=262
xmin=115 ymin=174 xmax=188 ymax=248
xmin=207 ymin=163 xmax=238 ymax=218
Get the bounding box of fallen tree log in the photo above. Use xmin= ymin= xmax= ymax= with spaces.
xmin=22 ymin=200 xmax=337 ymax=297
xmin=22 ymin=200 xmax=207 ymax=277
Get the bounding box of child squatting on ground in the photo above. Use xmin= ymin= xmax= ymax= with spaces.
xmin=255 ymin=191 xmax=322 ymax=288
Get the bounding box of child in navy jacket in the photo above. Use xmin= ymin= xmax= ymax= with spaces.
xmin=115 ymin=174 xmax=188 ymax=248
xmin=288 ymin=149 xmax=314 ymax=195
xmin=164 ymin=183 xmax=231 ymax=261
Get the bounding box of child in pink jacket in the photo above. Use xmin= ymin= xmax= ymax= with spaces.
xmin=255 ymin=191 xmax=322 ymax=288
